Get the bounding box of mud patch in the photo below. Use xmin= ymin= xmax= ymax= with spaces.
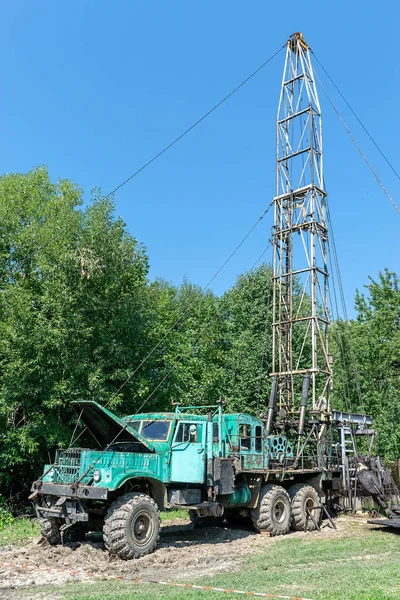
xmin=0 ymin=516 xmax=353 ymax=598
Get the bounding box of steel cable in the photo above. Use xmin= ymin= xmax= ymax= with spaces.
xmin=108 ymin=202 xmax=273 ymax=402
xmin=327 ymin=206 xmax=365 ymax=412
xmin=312 ymin=50 xmax=400 ymax=183
xmin=314 ymin=71 xmax=400 ymax=216
xmin=326 ymin=243 xmax=352 ymax=411
xmin=103 ymin=46 xmax=284 ymax=199
xmin=103 ymin=44 xmax=286 ymax=402
xmin=124 ymin=239 xmax=274 ymax=416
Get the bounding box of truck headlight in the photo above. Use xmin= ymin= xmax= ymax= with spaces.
xmin=93 ymin=469 xmax=101 ymax=482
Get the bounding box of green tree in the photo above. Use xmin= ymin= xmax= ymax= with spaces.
xmin=0 ymin=168 xmax=149 ymax=495
xmin=141 ymin=279 xmax=226 ymax=411
xmin=331 ymin=269 xmax=400 ymax=458
xmin=221 ymin=264 xmax=273 ymax=415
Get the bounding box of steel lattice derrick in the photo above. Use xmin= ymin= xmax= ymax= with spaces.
xmin=271 ymin=32 xmax=332 ymax=425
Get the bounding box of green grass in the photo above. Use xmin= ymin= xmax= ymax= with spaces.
xmin=0 ymin=517 xmax=39 ymax=546
xmin=160 ymin=508 xmax=188 ymax=521
xmin=17 ymin=521 xmax=400 ymax=600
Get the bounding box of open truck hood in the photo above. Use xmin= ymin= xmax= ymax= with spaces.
xmin=72 ymin=401 xmax=155 ymax=452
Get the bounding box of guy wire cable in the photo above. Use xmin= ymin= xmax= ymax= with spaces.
xmin=38 ymin=201 xmax=269 ymax=471
xmin=17 ymin=46 xmax=284 ymax=273
xmin=314 ymin=69 xmax=400 ymax=216
xmin=311 ymin=50 xmax=400 ymax=183
xmin=129 ymin=240 xmax=274 ymax=417
xmin=103 ymin=45 xmax=285 ymax=199
xmin=108 ymin=202 xmax=274 ymax=402
xmin=326 ymin=206 xmax=364 ymax=412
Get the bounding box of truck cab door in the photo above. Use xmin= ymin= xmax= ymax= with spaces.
xmin=170 ymin=422 xmax=205 ymax=483
xmin=239 ymin=422 xmax=265 ymax=470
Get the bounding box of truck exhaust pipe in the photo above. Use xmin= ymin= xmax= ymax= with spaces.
xmin=265 ymin=376 xmax=278 ymax=436
xmin=207 ymin=411 xmax=214 ymax=500
xmin=195 ymin=503 xmax=224 ymax=519
xmin=298 ymin=373 xmax=310 ymax=436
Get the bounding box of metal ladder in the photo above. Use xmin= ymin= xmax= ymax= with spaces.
xmin=340 ymin=426 xmax=357 ymax=510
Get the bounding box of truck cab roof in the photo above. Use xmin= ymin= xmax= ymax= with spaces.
xmin=123 ymin=412 xmax=208 ymax=422
xmin=124 ymin=412 xmax=262 ymax=424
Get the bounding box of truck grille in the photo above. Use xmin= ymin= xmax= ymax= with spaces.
xmin=53 ymin=449 xmax=83 ymax=484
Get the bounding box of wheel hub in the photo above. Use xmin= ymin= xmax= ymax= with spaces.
xmin=274 ymin=499 xmax=286 ymax=524
xmin=131 ymin=510 xmax=154 ymax=547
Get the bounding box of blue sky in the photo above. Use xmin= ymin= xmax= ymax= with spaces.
xmin=0 ymin=1 xmax=398 ymax=317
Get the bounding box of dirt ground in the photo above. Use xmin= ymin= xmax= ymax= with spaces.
xmin=0 ymin=515 xmax=362 ymax=598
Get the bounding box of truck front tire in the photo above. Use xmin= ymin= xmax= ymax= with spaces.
xmin=251 ymin=484 xmax=291 ymax=536
xmin=38 ymin=518 xmax=61 ymax=545
xmin=38 ymin=518 xmax=88 ymax=544
xmin=288 ymin=483 xmax=320 ymax=531
xmin=103 ymin=492 xmax=160 ymax=560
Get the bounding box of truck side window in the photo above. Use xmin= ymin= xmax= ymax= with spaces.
xmin=239 ymin=424 xmax=251 ymax=450
xmin=255 ymin=426 xmax=262 ymax=452
xmin=175 ymin=423 xmax=202 ymax=443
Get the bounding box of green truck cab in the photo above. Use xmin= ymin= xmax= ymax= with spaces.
xmin=30 ymin=399 xmax=328 ymax=560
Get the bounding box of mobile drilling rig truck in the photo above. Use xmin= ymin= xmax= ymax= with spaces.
xmin=30 ymin=32 xmax=399 ymax=559
xmin=30 ymin=398 xmax=361 ymax=559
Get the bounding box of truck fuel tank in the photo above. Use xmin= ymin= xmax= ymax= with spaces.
xmin=223 ymin=483 xmax=251 ymax=506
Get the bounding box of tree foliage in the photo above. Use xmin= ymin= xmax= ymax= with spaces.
xmin=331 ymin=270 xmax=400 ymax=459
xmin=139 ymin=278 xmax=226 ymax=411
xmin=220 ymin=264 xmax=273 ymax=414
xmin=0 ymin=168 xmax=150 ymax=494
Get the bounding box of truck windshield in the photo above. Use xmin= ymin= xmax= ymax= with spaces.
xmin=141 ymin=420 xmax=171 ymax=441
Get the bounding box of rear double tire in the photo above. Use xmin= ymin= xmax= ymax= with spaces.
xmin=251 ymin=484 xmax=291 ymax=536
xmin=288 ymin=484 xmax=320 ymax=531
xmin=103 ymin=492 xmax=160 ymax=560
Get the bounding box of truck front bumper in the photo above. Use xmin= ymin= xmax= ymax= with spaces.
xmin=30 ymin=481 xmax=109 ymax=500
xmin=30 ymin=482 xmax=109 ymax=523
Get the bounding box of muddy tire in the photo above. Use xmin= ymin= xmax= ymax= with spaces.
xmin=103 ymin=492 xmax=160 ymax=560
xmin=288 ymin=483 xmax=320 ymax=531
xmin=38 ymin=518 xmax=61 ymax=545
xmin=251 ymin=484 xmax=291 ymax=535
xmin=188 ymin=510 xmax=224 ymax=528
